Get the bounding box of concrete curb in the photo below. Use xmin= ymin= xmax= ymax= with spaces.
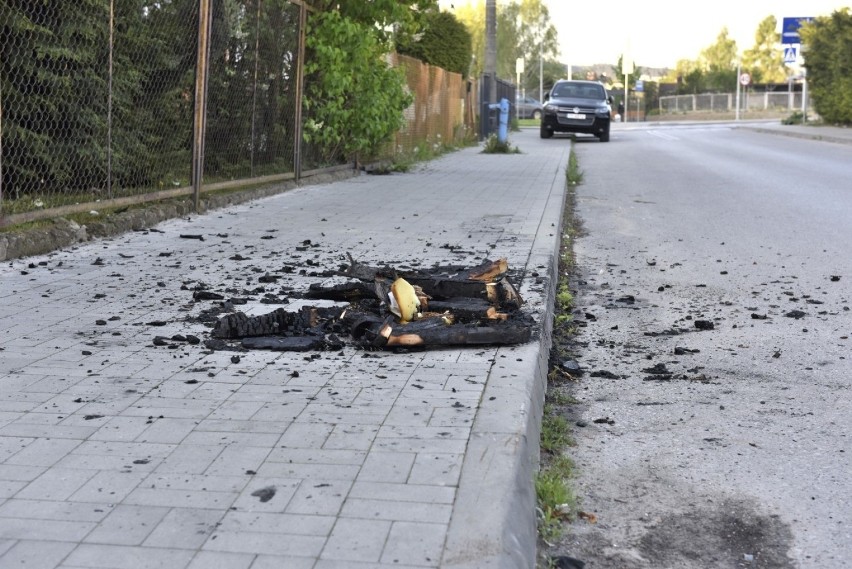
xmin=442 ymin=153 xmax=567 ymax=568
xmin=736 ymin=125 xmax=852 ymax=146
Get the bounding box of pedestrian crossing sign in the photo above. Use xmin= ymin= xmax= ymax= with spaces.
xmin=783 ymin=45 xmax=798 ymax=64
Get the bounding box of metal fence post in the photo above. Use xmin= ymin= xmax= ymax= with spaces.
xmin=293 ymin=1 xmax=307 ymax=181
xmin=192 ymin=0 xmax=213 ymax=212
xmin=0 ymin=78 xmax=4 ymax=218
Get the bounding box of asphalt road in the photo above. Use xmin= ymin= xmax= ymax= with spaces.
xmin=558 ymin=123 xmax=851 ymax=568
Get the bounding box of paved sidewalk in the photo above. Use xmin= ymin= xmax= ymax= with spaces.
xmin=0 ymin=129 xmax=570 ymax=569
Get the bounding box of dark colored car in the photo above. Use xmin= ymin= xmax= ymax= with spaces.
xmin=515 ymin=96 xmax=542 ymax=119
xmin=540 ymin=80 xmax=612 ymax=142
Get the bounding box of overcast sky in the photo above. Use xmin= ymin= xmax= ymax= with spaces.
xmin=440 ymin=1 xmax=850 ymax=68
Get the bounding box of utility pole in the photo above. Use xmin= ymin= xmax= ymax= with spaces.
xmin=485 ymin=0 xmax=497 ymax=103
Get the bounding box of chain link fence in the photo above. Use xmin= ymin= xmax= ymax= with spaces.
xmin=1 ymin=2 xmax=475 ymax=228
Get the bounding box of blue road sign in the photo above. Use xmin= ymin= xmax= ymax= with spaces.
xmin=635 ymin=80 xmax=644 ymax=92
xmin=782 ymin=17 xmax=813 ymax=42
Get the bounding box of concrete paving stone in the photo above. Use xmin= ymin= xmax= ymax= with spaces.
xmin=0 ymin=540 xmax=77 ymax=568
xmin=314 ymin=562 xmax=425 ymax=569
xmin=150 ymin=445 xmax=223 ymax=475
xmin=408 ymin=453 xmax=463 ymax=487
xmin=0 ymin=391 xmax=55 ymax=413
xmin=192 ymin=418 xmax=286 ymax=435
xmin=119 ymin=399 xmax=218 ymax=420
xmin=340 ymin=497 xmax=453 ymax=525
xmin=349 ymin=481 xmax=456 ymax=506
xmin=254 ymin=461 xmax=360 ymax=481
xmin=68 ymin=470 xmax=149 ymax=504
xmin=0 ymin=499 xmax=112 ymax=523
xmin=21 ymin=375 xmax=87 ymax=394
xmin=201 ymin=445 xmax=272 ymax=477
xmin=0 ymin=538 xmax=14 ymax=556
xmin=382 ymin=404 xmax=433 ymax=428
xmin=322 ymin=424 xmax=380 ymax=452
xmin=249 ymin=554 xmax=316 ymax=569
xmin=203 ymin=402 xmax=264 ymax=422
xmin=0 ymin=411 xmax=22 ymax=429
xmin=216 ymin=510 xmax=335 ymax=536
xmin=229 ymin=477 xmax=301 ymax=513
xmin=0 ymin=516 xmax=97 ymax=541
xmin=0 ymin=479 xmax=29 ymax=499
xmin=243 ymin=402 xmax=307 ymax=423
xmin=371 ymin=436 xmax=468 ymax=455
xmin=274 ymin=421 xmax=334 ymax=450
xmin=133 ymin=418 xmax=198 ymax=445
xmin=300 ymin=408 xmax=391 ymax=427
xmin=0 ymin=464 xmax=46 ymax=483
xmin=349 ymin=387 xmax=405 ymax=406
xmin=160 ymin=425 xmax=279 ymax=448
xmin=143 ymin=507 xmax=224 ymax=549
xmin=184 ymin=551 xmax=255 ymax=569
xmin=0 ymin=422 xmax=96 ymax=440
xmin=72 ymin=440 xmax=176 ymax=459
xmin=15 ymin=467 xmax=99 ymax=501
xmin=321 ymin=517 xmax=391 ymax=563
xmin=88 ymin=416 xmax=158 ymax=443
xmin=202 ymin=529 xmax=326 ymax=557
xmin=428 ymin=405 xmax=477 ymax=428
xmin=376 ymin=425 xmax=470 ymax=441
xmin=264 ymin=447 xmax=366 ymax=466
xmin=380 ymin=521 xmax=447 ymax=567
xmin=5 ymin=436 xmax=83 ymax=467
xmin=443 ymin=375 xmax=485 ymax=392
xmin=284 ymin=478 xmax=352 ymax=516
xmin=53 ymin=452 xmax=160 ymax=473
xmin=83 ymin=504 xmax=171 ymax=546
xmin=123 ymin=487 xmax=238 ymax=510
xmin=357 ymin=451 xmax=415 ymax=483
xmin=135 ymin=474 xmax=245 ymax=500
xmin=63 ymin=543 xmax=196 ymax=569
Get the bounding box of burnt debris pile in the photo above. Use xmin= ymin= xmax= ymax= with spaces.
xmin=204 ymin=256 xmax=534 ymax=352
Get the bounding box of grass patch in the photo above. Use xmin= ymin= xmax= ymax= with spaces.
xmin=565 ymin=147 xmax=583 ymax=185
xmin=536 ymin=455 xmax=578 ymax=544
xmin=536 ymin=140 xmax=584 ymax=552
xmin=540 ymin=411 xmax=573 ymax=453
xmin=481 ymin=133 xmax=521 ymax=154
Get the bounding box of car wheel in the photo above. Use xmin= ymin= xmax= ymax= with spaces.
xmin=540 ymin=125 xmax=553 ymax=139
xmin=599 ymin=128 xmax=610 ymax=142
xmin=532 ymin=110 xmax=542 ymax=120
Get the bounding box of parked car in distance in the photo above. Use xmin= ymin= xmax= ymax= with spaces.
xmin=515 ymin=96 xmax=543 ymax=120
xmin=540 ymin=80 xmax=612 ymax=142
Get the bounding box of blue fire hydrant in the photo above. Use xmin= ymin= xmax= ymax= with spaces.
xmin=488 ymin=98 xmax=509 ymax=143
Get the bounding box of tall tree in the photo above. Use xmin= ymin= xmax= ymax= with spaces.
xmin=800 ymin=8 xmax=852 ymax=124
xmin=453 ymin=0 xmax=558 ymax=89
xmin=700 ymin=27 xmax=738 ymax=91
xmin=742 ymin=16 xmax=787 ymax=84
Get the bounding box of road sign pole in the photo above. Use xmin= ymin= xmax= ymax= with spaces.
xmin=735 ymin=62 xmax=741 ymax=121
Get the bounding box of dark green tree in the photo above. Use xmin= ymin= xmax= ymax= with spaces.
xmin=397 ymin=10 xmax=472 ymax=76
xmin=801 ymin=9 xmax=852 ymax=124
xmin=1 ymin=1 xmax=109 ymax=198
xmin=700 ymin=27 xmax=738 ymax=92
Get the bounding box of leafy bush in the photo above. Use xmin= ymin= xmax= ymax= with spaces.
xmin=304 ymin=11 xmax=412 ymax=163
xmin=801 ymin=9 xmax=852 ymax=125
